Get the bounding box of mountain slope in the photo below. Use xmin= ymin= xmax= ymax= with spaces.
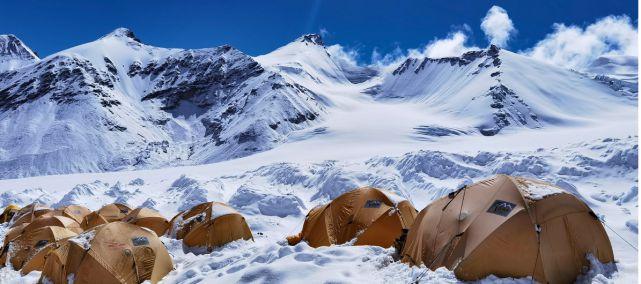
xmin=0 ymin=33 xmax=636 ymax=179
xmin=0 ymin=34 xmax=39 ymax=72
xmin=0 ymin=29 xmax=326 ymax=178
xmin=375 ymin=45 xmax=635 ymax=135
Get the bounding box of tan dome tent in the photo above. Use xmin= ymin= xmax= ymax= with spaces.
xmin=169 ymin=202 xmax=253 ymax=251
xmin=20 ymin=241 xmax=58 ymax=275
xmin=123 ymin=207 xmax=170 ymax=236
xmin=0 ymin=226 xmax=78 ymax=270
xmin=38 ymin=222 xmax=173 ymax=284
xmin=3 ymin=223 xmax=28 ymax=246
xmin=401 ymin=175 xmax=614 ymax=284
xmin=97 ymin=203 xmax=132 ymax=222
xmin=287 ymin=187 xmax=417 ymax=248
xmin=3 ymin=216 xmax=82 ymax=248
xmin=79 ymin=203 xmax=132 ymax=230
xmin=11 ymin=203 xmax=54 ymax=228
xmin=80 ymin=211 xmax=109 ymax=230
xmin=54 ymin=205 xmax=91 ymax=224
xmin=0 ymin=204 xmax=20 ymax=224
xmin=23 ymin=215 xmax=83 ymax=234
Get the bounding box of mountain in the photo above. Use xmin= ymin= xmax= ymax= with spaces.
xmin=0 ymin=31 xmax=636 ymax=179
xmin=584 ymin=55 xmax=638 ymax=97
xmin=0 ymin=30 xmax=636 ymax=283
xmin=0 ymin=28 xmax=327 ymax=178
xmin=0 ymin=34 xmax=39 ymax=72
xmin=255 ymin=34 xmax=352 ymax=89
xmin=586 ymin=55 xmax=638 ymax=84
xmin=374 ymin=45 xmax=634 ymax=135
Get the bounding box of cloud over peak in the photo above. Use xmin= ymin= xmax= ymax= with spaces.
xmin=525 ymin=15 xmax=638 ymax=71
xmin=481 ymin=6 xmax=516 ymax=47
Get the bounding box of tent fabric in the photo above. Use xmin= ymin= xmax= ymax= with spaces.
xmin=55 ymin=205 xmax=91 ymax=224
xmin=11 ymin=203 xmax=54 ymax=228
xmin=401 ymin=174 xmax=614 ymax=283
xmin=3 ymin=223 xmax=29 ymax=246
xmin=287 ymin=187 xmax=418 ymax=248
xmin=80 ymin=211 xmax=109 ymax=230
xmin=170 ymin=202 xmax=253 ymax=251
xmin=20 ymin=241 xmax=59 ymax=275
xmin=38 ymin=222 xmax=173 ymax=284
xmin=123 ymin=207 xmax=170 ymax=237
xmin=0 ymin=226 xmax=78 ymax=270
xmin=23 ymin=216 xmax=83 ymax=234
xmin=96 ymin=203 xmax=133 ymax=222
xmin=0 ymin=204 xmax=20 ymax=224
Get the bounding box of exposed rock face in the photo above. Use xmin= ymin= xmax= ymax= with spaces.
xmin=0 ymin=55 xmax=117 ymax=111
xmin=298 ymin=34 xmax=324 ymax=46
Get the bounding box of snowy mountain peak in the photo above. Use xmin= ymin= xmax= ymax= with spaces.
xmin=297 ymin=34 xmax=324 ymax=46
xmin=0 ymin=34 xmax=37 ymax=59
xmin=0 ymin=34 xmax=39 ymax=72
xmin=101 ymin=27 xmax=142 ymax=43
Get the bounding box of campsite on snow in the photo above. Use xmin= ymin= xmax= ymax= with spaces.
xmin=0 ymin=2 xmax=638 ymax=284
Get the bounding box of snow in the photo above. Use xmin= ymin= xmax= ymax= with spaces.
xmin=0 ymin=31 xmax=637 ymax=283
xmin=0 ymin=134 xmax=635 ymax=283
xmin=379 ymin=189 xmax=407 ymax=206
xmin=515 ymin=179 xmax=565 ymax=200
xmin=210 ymin=203 xmax=240 ymax=220
xmin=0 ymin=34 xmax=39 ymax=72
xmin=69 ymin=230 xmax=96 ymax=250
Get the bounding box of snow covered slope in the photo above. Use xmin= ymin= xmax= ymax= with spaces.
xmin=0 ymin=28 xmax=637 ymax=283
xmin=586 ymin=55 xmax=638 ymax=84
xmin=0 ymin=29 xmax=326 ymax=178
xmin=0 ymin=31 xmax=636 ymax=182
xmin=255 ymin=34 xmax=351 ymax=88
xmin=585 ymin=55 xmax=638 ymax=98
xmin=0 ymin=135 xmax=635 ymax=283
xmin=0 ymin=34 xmax=39 ymax=72
xmin=375 ymin=45 xmax=635 ymax=135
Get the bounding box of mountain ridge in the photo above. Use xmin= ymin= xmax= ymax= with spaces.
xmin=0 ymin=28 xmax=635 ymax=178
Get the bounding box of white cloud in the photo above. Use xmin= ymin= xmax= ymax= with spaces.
xmin=411 ymin=31 xmax=478 ymax=58
xmin=481 ymin=6 xmax=516 ymax=47
xmin=525 ymin=15 xmax=638 ymax=70
xmin=370 ymin=46 xmax=405 ymax=69
xmin=370 ymin=30 xmax=479 ymax=71
xmin=326 ymin=44 xmax=359 ymax=66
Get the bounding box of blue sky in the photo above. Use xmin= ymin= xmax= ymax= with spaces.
xmin=0 ymin=0 xmax=637 ymax=63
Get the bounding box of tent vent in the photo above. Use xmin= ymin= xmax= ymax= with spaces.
xmin=486 ymin=200 xmax=515 ymax=217
xmin=364 ymin=200 xmax=382 ymax=208
xmin=35 ymin=240 xmax=49 ymax=248
xmin=132 ymin=236 xmax=149 ymax=246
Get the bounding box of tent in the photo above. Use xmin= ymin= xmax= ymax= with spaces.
xmin=401 ymin=174 xmax=614 ymax=283
xmin=80 ymin=203 xmax=132 ymax=230
xmin=96 ymin=203 xmax=132 ymax=222
xmin=3 ymin=223 xmax=28 ymax=246
xmin=54 ymin=205 xmax=91 ymax=224
xmin=287 ymin=187 xmax=417 ymax=248
xmin=0 ymin=226 xmax=78 ymax=270
xmin=10 ymin=203 xmax=54 ymax=228
xmin=0 ymin=204 xmax=20 ymax=224
xmin=38 ymin=222 xmax=174 ymax=284
xmin=20 ymin=241 xmax=59 ymax=275
xmin=80 ymin=211 xmax=109 ymax=230
xmin=23 ymin=215 xmax=83 ymax=234
xmin=123 ymin=207 xmax=170 ymax=236
xmin=169 ymin=202 xmax=253 ymax=251
xmin=3 ymin=216 xmax=82 ymax=249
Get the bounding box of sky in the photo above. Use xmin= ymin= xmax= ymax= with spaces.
xmin=0 ymin=0 xmax=637 ymax=67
